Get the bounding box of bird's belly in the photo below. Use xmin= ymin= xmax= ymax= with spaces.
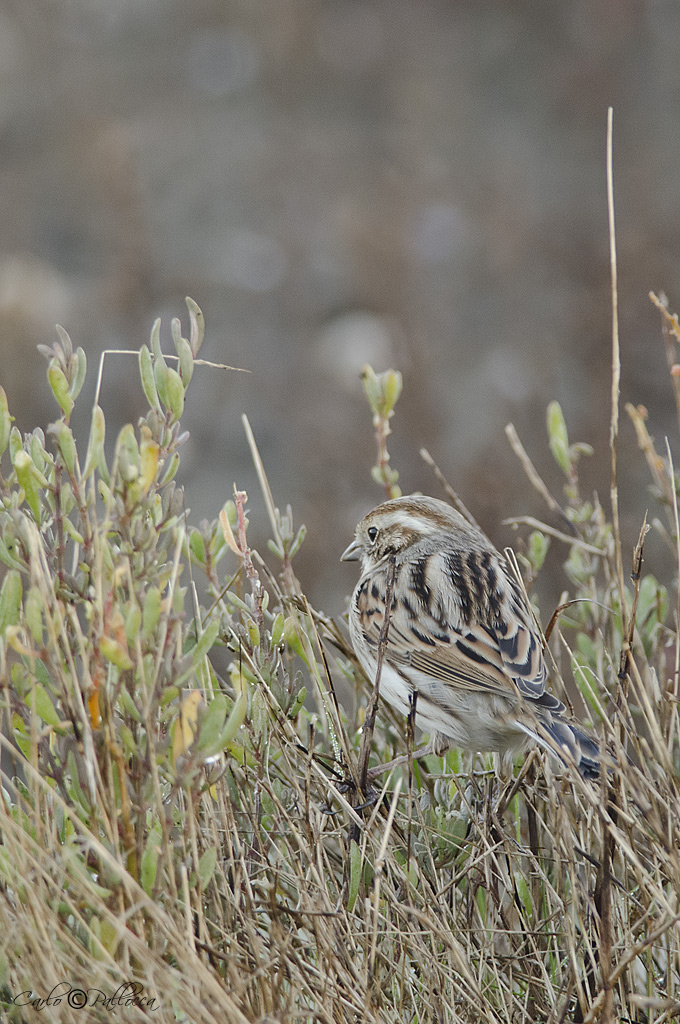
xmin=376 ymin=663 xmax=529 ymax=755
xmin=376 ymin=663 xmax=414 ymax=717
xmin=413 ymin=690 xmax=530 ymax=755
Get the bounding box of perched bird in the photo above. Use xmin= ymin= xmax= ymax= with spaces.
xmin=342 ymin=494 xmax=600 ymax=778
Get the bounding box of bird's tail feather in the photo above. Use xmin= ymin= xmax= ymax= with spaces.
xmin=542 ymin=718 xmax=601 ymax=780
xmin=517 ymin=717 xmax=602 ymax=779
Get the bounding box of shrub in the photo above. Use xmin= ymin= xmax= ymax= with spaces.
xmin=0 ymin=298 xmax=678 ymax=1023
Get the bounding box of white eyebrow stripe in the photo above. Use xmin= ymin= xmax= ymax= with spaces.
xmin=384 ymin=512 xmax=433 ymax=533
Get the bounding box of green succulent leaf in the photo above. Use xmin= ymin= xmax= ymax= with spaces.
xmin=50 ymin=421 xmax=77 ymax=477
xmin=83 ymin=404 xmax=106 ymax=481
xmin=547 ymin=400 xmax=571 ymax=476
xmin=172 ymin=318 xmax=194 ymax=385
xmin=348 ymin=839 xmax=362 ymax=913
xmin=0 ymin=570 xmax=22 ymax=636
xmin=198 ymin=846 xmax=218 ymax=889
xmin=186 ymin=297 xmax=205 ymax=356
xmin=139 ymin=345 xmax=161 ymax=412
xmin=31 ymin=683 xmax=60 ymax=727
xmin=13 ymin=451 xmax=43 ymax=523
xmin=0 ymin=387 xmax=13 ymax=457
xmin=48 ymin=362 xmax=74 ymax=419
xmin=70 ymin=347 xmax=87 ymax=401
xmin=164 ymin=366 xmax=185 ymax=422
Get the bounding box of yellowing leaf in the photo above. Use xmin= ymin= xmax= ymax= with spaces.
xmin=172 ymin=690 xmax=203 ymax=765
xmin=88 ymin=688 xmax=101 ymax=729
xmin=219 ymin=507 xmax=241 ymax=555
xmin=139 ymin=425 xmax=160 ymax=495
xmin=99 ymin=635 xmax=133 ymax=672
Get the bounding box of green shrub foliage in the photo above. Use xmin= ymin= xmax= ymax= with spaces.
xmin=0 ymin=299 xmax=678 ymax=1023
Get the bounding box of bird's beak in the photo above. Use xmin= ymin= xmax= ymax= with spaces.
xmin=341 ymin=538 xmax=362 ymax=562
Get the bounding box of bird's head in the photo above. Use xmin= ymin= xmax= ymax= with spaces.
xmin=341 ymin=494 xmax=473 ymax=571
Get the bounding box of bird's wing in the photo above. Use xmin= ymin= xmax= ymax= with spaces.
xmin=358 ymin=548 xmax=551 ymax=704
xmin=407 ymin=621 xmax=561 ymax=706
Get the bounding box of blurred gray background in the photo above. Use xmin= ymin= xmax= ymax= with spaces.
xmin=1 ymin=0 xmax=679 ymax=611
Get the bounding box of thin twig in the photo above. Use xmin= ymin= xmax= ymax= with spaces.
xmin=94 ymin=348 xmax=248 ymax=406
xmin=357 ymin=556 xmax=397 ymax=795
xmin=598 ymin=105 xmax=619 ymax=1024
xmin=607 ymin=106 xmax=627 ymax=639
xmin=666 ymin=439 xmax=680 ymax=705
xmin=505 ymin=424 xmax=573 ymax=531
xmin=503 ymin=516 xmax=604 ymax=556
xmin=419 ymin=447 xmax=482 ymax=530
xmin=302 ymin=593 xmax=358 ymax=787
xmin=242 ymin=413 xmax=282 ymax=550
xmin=618 ymin=513 xmax=648 ymax=685
xmin=626 ymin=402 xmax=675 ymax=509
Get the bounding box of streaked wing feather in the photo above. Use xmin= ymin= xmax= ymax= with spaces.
xmin=490 ymin=614 xmax=548 ymax=699
xmin=355 ymin=547 xmax=549 ymax=703
xmin=377 ymin=602 xmax=533 ymax=700
xmin=409 ymin=642 xmax=512 ymax=695
xmin=433 ymin=545 xmax=549 ymax=700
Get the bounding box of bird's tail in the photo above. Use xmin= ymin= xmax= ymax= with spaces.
xmin=542 ymin=717 xmax=601 ymax=780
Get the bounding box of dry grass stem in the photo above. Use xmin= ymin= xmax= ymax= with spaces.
xmin=1 ymin=295 xmax=680 ymax=1024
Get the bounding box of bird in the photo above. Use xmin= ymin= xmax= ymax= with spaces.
xmin=341 ymin=494 xmax=601 ymax=779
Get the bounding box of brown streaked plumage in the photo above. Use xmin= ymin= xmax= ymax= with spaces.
xmin=342 ymin=494 xmax=600 ymax=777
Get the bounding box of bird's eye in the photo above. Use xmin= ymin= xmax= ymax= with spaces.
xmin=367 ymin=526 xmax=378 ymax=543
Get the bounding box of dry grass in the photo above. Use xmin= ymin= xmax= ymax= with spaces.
xmin=0 ymin=298 xmax=679 ymax=1024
